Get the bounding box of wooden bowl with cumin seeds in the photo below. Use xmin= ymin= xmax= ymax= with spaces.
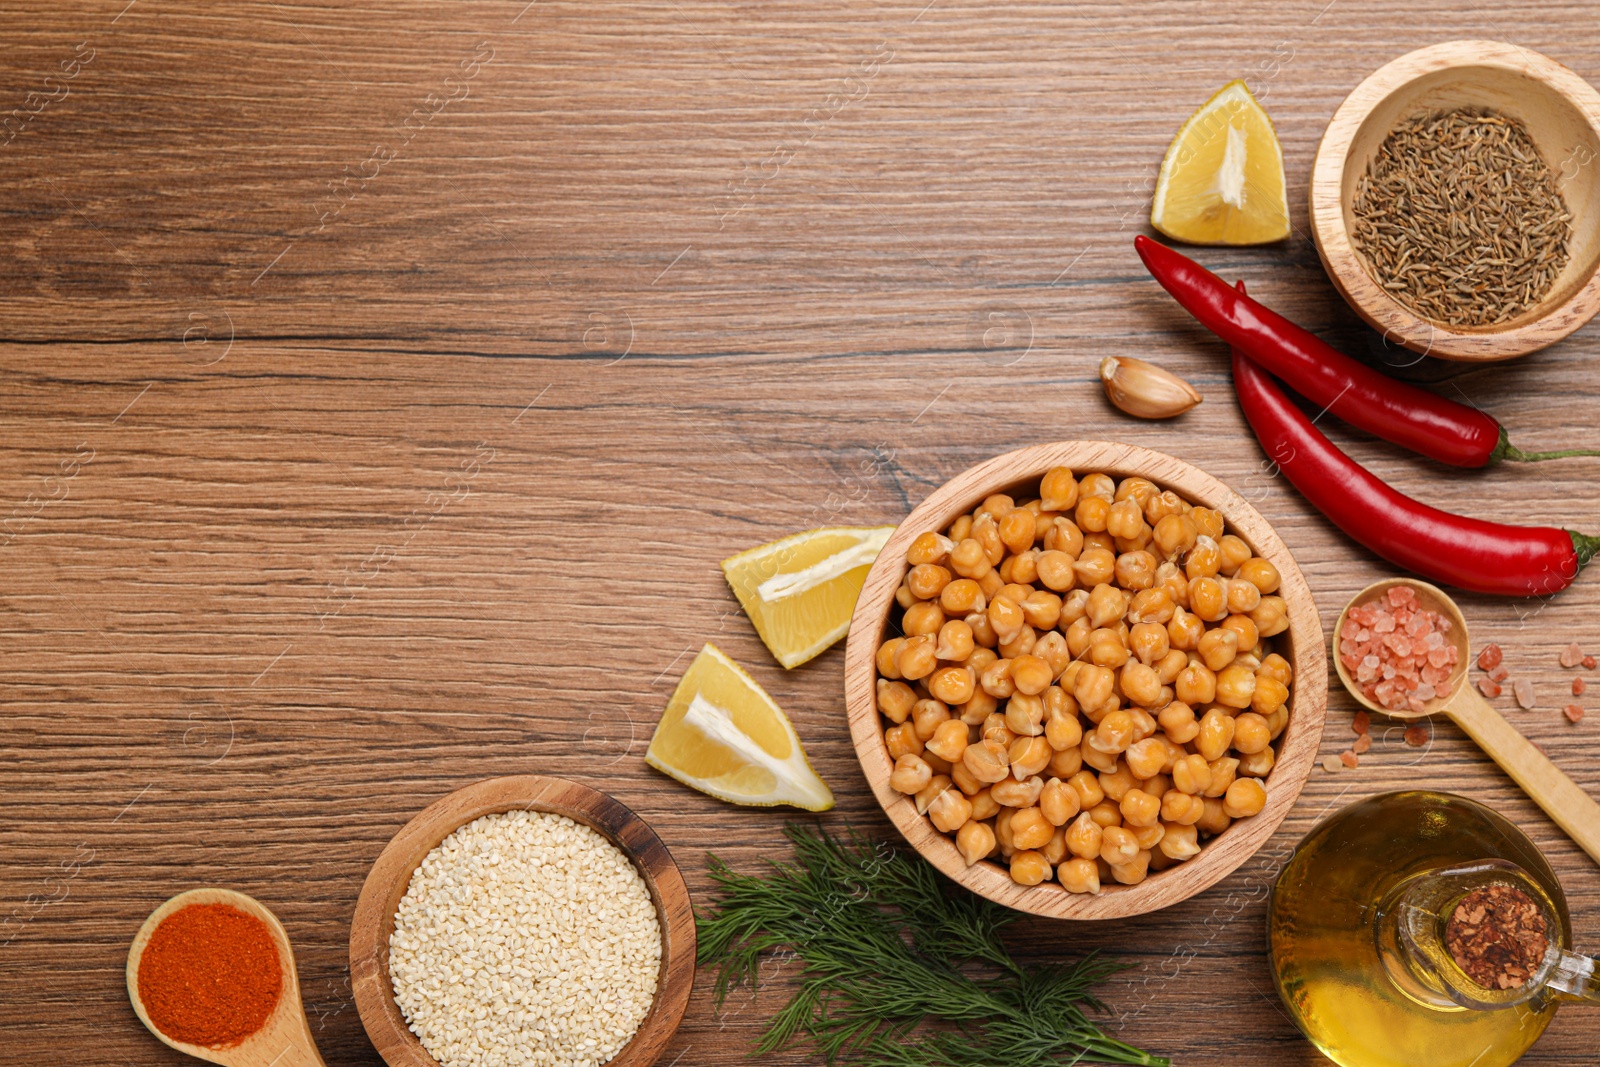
xmin=842 ymin=441 xmax=1328 ymax=921
xmin=1312 ymin=40 xmax=1600 ymax=361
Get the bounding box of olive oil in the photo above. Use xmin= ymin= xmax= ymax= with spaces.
xmin=1268 ymin=791 xmax=1571 ymax=1067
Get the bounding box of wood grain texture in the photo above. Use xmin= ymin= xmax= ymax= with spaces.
xmin=843 ymin=441 xmax=1328 ymax=920
xmin=1311 ymin=40 xmax=1600 ymax=359
xmin=128 ymin=888 xmax=329 ymax=1067
xmin=1 ymin=2 xmax=1599 ymax=1065
xmin=348 ymin=776 xmax=694 ymax=1067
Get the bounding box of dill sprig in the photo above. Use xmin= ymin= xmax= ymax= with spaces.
xmin=696 ymin=824 xmax=1169 ymax=1067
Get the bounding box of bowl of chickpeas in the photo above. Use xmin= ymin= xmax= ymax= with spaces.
xmin=843 ymin=441 xmax=1328 ymax=920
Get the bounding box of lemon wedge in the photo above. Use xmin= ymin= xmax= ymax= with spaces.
xmin=646 ymin=643 xmax=834 ymax=810
xmin=1151 ymin=80 xmax=1290 ymax=245
xmin=722 ymin=525 xmax=895 ymax=669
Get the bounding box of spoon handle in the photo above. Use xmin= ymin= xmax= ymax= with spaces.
xmin=1448 ymin=685 xmax=1600 ymax=867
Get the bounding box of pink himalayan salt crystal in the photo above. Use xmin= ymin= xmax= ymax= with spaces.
xmin=1345 ymin=591 xmax=1456 ymax=712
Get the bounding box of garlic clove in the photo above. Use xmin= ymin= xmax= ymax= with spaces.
xmin=1100 ymin=356 xmax=1202 ymax=419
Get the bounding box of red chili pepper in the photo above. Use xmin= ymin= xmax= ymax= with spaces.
xmin=1232 ymin=283 xmax=1598 ymax=596
xmin=1135 ymin=235 xmax=1600 ymax=467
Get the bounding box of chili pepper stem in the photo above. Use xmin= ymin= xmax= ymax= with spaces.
xmin=1573 ymin=532 xmax=1600 ymax=569
xmin=1500 ymin=444 xmax=1600 ymax=462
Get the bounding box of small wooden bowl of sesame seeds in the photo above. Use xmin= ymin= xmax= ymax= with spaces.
xmin=843 ymin=441 xmax=1328 ymax=921
xmin=1312 ymin=40 xmax=1600 ymax=361
xmin=350 ymin=776 xmax=695 ymax=1067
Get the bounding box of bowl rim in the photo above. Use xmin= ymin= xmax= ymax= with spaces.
xmin=348 ymin=775 xmax=695 ymax=1067
xmin=842 ymin=441 xmax=1328 ymax=921
xmin=1309 ymin=39 xmax=1600 ymax=362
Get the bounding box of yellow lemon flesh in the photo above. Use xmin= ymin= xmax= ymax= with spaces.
xmin=721 ymin=525 xmax=894 ymax=669
xmin=1151 ymin=80 xmax=1290 ymax=245
xmin=645 ymin=643 xmax=834 ymax=810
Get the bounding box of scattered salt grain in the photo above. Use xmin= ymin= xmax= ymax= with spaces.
xmin=1352 ymin=733 xmax=1372 ymax=755
xmin=1564 ymin=704 xmax=1585 ymax=724
xmin=1560 ymin=643 xmax=1584 ymax=669
xmin=1340 ymin=750 xmax=1359 ymax=769
xmin=1478 ymin=677 xmax=1503 ymax=699
xmin=1586 ymin=656 xmax=1597 ymax=671
xmin=1575 ymin=678 xmax=1587 ymax=698
xmin=1322 ymin=754 xmax=1343 ymax=773
xmin=1404 ymin=724 xmax=1431 ymax=747
xmin=1339 ymin=586 xmax=1458 ymax=713
xmin=1513 ymin=679 xmax=1536 ymax=710
xmin=1478 ymin=644 xmax=1503 ymax=671
xmin=1488 ymin=665 xmax=1510 ymax=683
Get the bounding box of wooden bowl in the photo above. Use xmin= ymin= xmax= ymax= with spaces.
xmin=843 ymin=441 xmax=1328 ymax=920
xmin=349 ymin=776 xmax=695 ymax=1067
xmin=1311 ymin=40 xmax=1600 ymax=361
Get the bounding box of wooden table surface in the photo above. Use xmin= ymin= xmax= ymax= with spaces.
xmin=4 ymin=3 xmax=1599 ymax=1064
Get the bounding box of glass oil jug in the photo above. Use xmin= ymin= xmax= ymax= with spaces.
xmin=1269 ymin=791 xmax=1598 ymax=1067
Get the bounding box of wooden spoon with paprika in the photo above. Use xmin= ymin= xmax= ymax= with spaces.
xmin=127 ymin=887 xmax=328 ymax=1067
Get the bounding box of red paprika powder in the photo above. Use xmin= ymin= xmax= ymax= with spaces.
xmin=136 ymin=902 xmax=282 ymax=1047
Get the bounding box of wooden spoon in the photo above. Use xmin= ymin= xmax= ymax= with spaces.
xmin=1335 ymin=578 xmax=1600 ymax=866
xmin=127 ymin=888 xmax=328 ymax=1067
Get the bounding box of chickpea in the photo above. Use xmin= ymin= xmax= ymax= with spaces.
xmin=1024 ymin=549 xmax=1072 ymax=594
xmin=940 ymin=578 xmax=986 ymax=614
xmin=911 ymin=698 xmax=950 ymax=741
xmin=1058 ymin=588 xmax=1090 ymax=626
xmin=928 ymin=620 xmax=971 ymax=663
xmin=1072 ymin=548 xmax=1117 ymax=587
xmin=1266 ymin=706 xmax=1289 ymax=740
xmin=1009 ymin=736 xmax=1052 ymax=780
xmin=976 ymin=494 xmax=1014 ymax=523
xmin=927 ymin=667 xmax=976 ymax=707
xmin=1044 ymin=519 xmax=1085 ymax=557
xmin=902 ymin=601 xmax=945 ymax=638
xmin=1251 ymin=677 xmax=1289 ymax=720
xmin=915 ymin=775 xmax=954 ymax=814
xmin=995 ymin=807 xmax=1016 ymax=853
xmin=1117 ymin=661 xmax=1160 ymax=708
xmin=876 ymin=679 xmax=916 ymax=723
xmin=1040 ymin=467 xmax=1079 ymax=512
xmin=1000 ymin=550 xmax=1038 ymax=586
xmin=1258 ymin=652 xmax=1293 ymax=687
xmin=1153 ymin=513 xmax=1199 ymax=558
xmin=1099 ymin=825 xmax=1140 ymax=866
xmin=1095 ymin=761 xmax=1135 ymax=803
xmin=1018 ymin=589 xmax=1061 ymax=630
xmin=1198 ymin=627 xmax=1240 ymax=672
xmin=1225 ymin=576 xmax=1262 ymax=615
xmin=926 ymin=718 xmax=970 ymax=763
xmin=1175 ymin=662 xmax=1217 ymax=706
xmin=978 ymin=568 xmax=1004 ymax=600
xmin=928 ymin=788 xmax=973 ymax=833
xmin=1066 ymin=769 xmax=1105 ymax=810
xmin=1189 ymin=507 xmax=1223 ymax=540
xmin=963 ymin=738 xmax=1011 ymax=784
xmin=956 ymin=819 xmax=996 ymax=865
xmin=1112 ymin=549 xmax=1157 ymax=591
xmin=948 ymin=514 xmax=973 ymax=542
xmin=966 ymin=611 xmax=998 ymax=650
xmin=876 ymin=637 xmax=905 ymax=679
xmin=969 ymin=787 xmax=1001 ymax=821
xmin=923 ymin=751 xmax=953 ymax=776
xmin=1081 ymin=583 xmax=1124 ymax=628
xmin=897 ymin=637 xmax=942 ymax=684
xmin=1080 ymin=737 xmax=1120 ymax=773
xmin=1123 ymin=736 xmax=1168 ymax=779
xmin=1238 ymin=746 xmax=1275 ymax=778
xmin=1002 ymin=693 xmax=1043 ymax=737
xmin=1055 ymin=856 xmax=1097 ymax=894
xmin=1110 ymin=850 xmax=1152 ymax=886
xmin=1088 ymin=709 xmax=1135 ymax=754
xmin=1214 ymin=663 xmax=1257 ymax=709
xmin=1220 ymin=613 xmax=1260 ymax=651
xmin=1075 ymin=496 xmax=1111 ymax=534
xmin=1065 ymin=811 xmax=1104 ymax=859
xmin=1106 ymin=498 xmax=1148 ymax=542
xmin=989 ymin=507 xmax=1031 ymax=554
xmin=1169 ymin=751 xmax=1210 ymax=794
xmin=1185 ymin=536 xmax=1222 ymax=580
xmin=1150 ymin=559 xmax=1184 ymax=601
xmin=890 ymin=753 xmax=933 ymax=794
xmin=1008 ymin=849 xmax=1053 ymax=885
xmin=1159 ymin=821 xmax=1202 ymax=861
xmin=1216 ymin=534 xmax=1253 ymax=576
xmin=1088 ymin=631 xmax=1129 ymax=669
xmin=1225 ymin=710 xmax=1266 ymax=754
xmin=1204 ymin=756 xmax=1239 ymax=798
xmin=992 ymin=774 xmax=1045 ymax=808
xmin=958 ymin=688 xmax=998 ymax=725
xmin=1032 ymin=632 xmax=1071 ymax=681
xmin=1250 ymin=595 xmax=1290 ymax=637
xmin=1073 ymin=664 xmax=1116 ymax=710
xmin=1040 ymin=777 xmax=1082 ymax=825
xmin=1009 ymin=806 xmax=1053 ymax=850
xmin=1156 ymin=701 xmax=1197 ymax=745
xmin=1237 ymin=556 xmax=1281 ymax=594
xmin=885 ymin=721 xmax=923 ymax=760
xmin=1127 ymin=622 xmax=1168 ymax=667
xmin=997 ymin=624 xmax=1036 ymax=660
xmin=1010 ymin=653 xmax=1052 ymax=696
xmin=978 ymin=658 xmax=1016 ymax=699
xmin=987 ymin=595 xmax=1026 ymax=644
xmin=1161 ymin=790 xmax=1206 ymax=827
xmin=951 ymin=759 xmax=984 ymax=795
xmin=1195 ymin=707 xmax=1237 ymax=762
xmin=1046 ymin=745 xmax=1083 ymax=778
xmin=1223 ymin=777 xmax=1268 ymax=818
xmin=1142 ymin=488 xmax=1184 ymax=526
xmin=1167 ymin=606 xmax=1204 ymax=651
xmin=1120 ymin=788 xmax=1161 ymax=827
xmin=1197 ymin=795 xmax=1232 ymax=835
xmin=1044 ymin=709 xmax=1083 ymax=757
xmin=981 ymin=713 xmax=1016 ymax=747
xmin=1188 ymin=576 xmax=1228 ymax=621
xmin=973 ymin=518 xmax=1006 ymax=566
xmin=1155 ymin=649 xmax=1188 ymax=687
